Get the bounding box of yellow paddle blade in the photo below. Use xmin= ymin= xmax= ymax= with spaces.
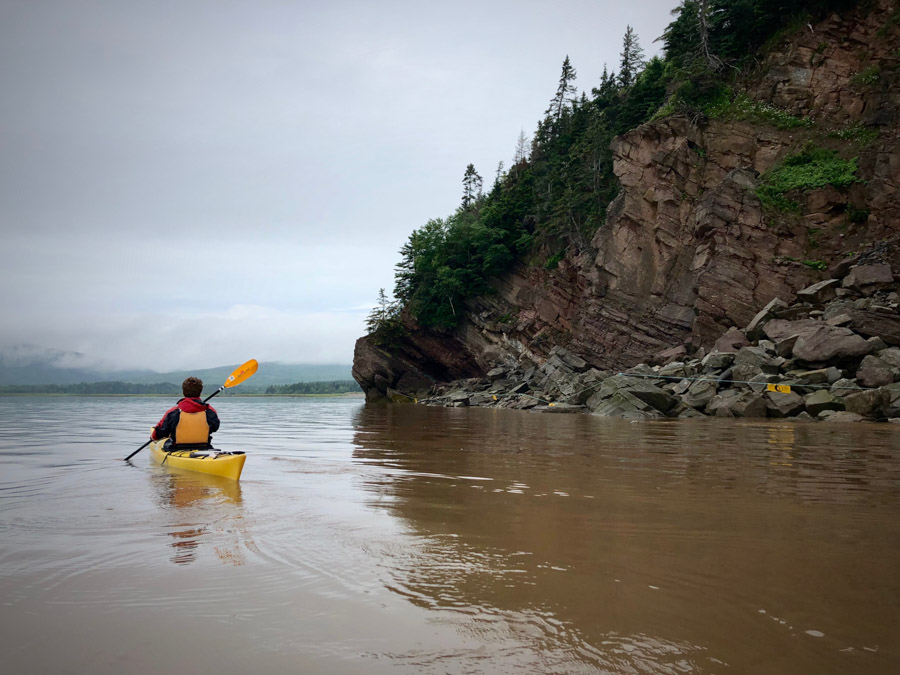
xmin=223 ymin=359 xmax=258 ymax=388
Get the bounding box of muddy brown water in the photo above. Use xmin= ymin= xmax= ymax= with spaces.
xmin=0 ymin=396 xmax=898 ymax=674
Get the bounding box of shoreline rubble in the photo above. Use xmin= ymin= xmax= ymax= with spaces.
xmin=398 ymin=263 xmax=900 ymax=423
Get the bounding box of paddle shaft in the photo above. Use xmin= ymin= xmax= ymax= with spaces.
xmin=124 ymin=439 xmax=152 ymax=462
xmin=203 ymin=387 xmax=224 ymax=403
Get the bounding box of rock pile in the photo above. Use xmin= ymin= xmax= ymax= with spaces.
xmin=416 ymin=263 xmax=900 ymax=423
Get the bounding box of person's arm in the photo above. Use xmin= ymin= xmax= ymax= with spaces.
xmin=206 ymin=406 xmax=220 ymax=434
xmin=152 ymin=407 xmax=180 ymax=440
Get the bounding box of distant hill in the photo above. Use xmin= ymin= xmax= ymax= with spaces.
xmin=0 ymin=346 xmax=351 ymax=390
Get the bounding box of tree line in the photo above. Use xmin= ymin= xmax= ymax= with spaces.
xmin=0 ymin=382 xmax=182 ymax=395
xmin=265 ymin=380 xmax=361 ymax=395
xmin=0 ymin=380 xmax=362 ymax=396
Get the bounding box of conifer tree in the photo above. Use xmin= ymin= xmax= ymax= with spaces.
xmin=546 ymin=56 xmax=578 ymax=124
xmin=618 ymin=26 xmax=645 ymax=88
xmin=461 ymin=163 xmax=483 ymax=208
xmin=514 ymin=129 xmax=530 ymax=164
xmin=366 ymin=288 xmax=395 ymax=334
xmin=493 ymin=161 xmax=505 ymax=190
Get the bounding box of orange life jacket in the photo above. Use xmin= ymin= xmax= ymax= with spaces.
xmin=174 ymin=411 xmax=210 ymax=446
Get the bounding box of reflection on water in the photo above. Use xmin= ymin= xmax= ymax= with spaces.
xmin=351 ymin=404 xmax=900 ymax=674
xmin=0 ymin=396 xmax=898 ymax=674
xmin=150 ymin=468 xmax=247 ymax=565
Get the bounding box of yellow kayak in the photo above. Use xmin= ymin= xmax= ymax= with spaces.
xmin=149 ymin=440 xmax=246 ymax=481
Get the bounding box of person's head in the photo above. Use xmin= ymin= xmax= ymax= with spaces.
xmin=182 ymin=377 xmax=203 ymax=398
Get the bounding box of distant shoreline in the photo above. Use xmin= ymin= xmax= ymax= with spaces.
xmin=0 ymin=392 xmax=365 ymax=399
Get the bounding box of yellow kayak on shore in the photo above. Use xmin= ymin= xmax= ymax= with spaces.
xmin=149 ymin=439 xmax=246 ymax=481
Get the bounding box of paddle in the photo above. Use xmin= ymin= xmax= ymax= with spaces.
xmin=124 ymin=359 xmax=259 ymax=461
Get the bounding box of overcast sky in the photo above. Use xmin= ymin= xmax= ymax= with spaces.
xmin=0 ymin=0 xmax=676 ymax=371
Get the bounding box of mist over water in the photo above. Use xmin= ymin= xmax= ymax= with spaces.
xmin=1 ymin=396 xmax=898 ymax=674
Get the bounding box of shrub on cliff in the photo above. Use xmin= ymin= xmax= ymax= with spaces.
xmin=757 ymin=143 xmax=859 ymax=211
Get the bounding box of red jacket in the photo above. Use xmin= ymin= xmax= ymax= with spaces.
xmin=151 ymin=397 xmax=220 ymax=442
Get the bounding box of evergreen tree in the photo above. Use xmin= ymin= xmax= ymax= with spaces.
xmin=618 ymin=26 xmax=645 ymax=88
xmin=546 ymin=56 xmax=578 ymax=124
xmin=366 ymin=288 xmax=397 ymax=334
xmin=365 ymin=288 xmax=404 ymax=346
xmin=514 ymin=129 xmax=530 ymax=164
xmin=493 ymin=161 xmax=505 ymax=190
xmin=461 ymin=163 xmax=483 ymax=208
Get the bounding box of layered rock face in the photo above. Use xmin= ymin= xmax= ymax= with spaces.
xmin=353 ymin=1 xmax=900 ymax=406
xmin=417 ymin=263 xmax=900 ymax=422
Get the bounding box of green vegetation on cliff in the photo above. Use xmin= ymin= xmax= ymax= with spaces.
xmin=757 ymin=143 xmax=860 ymax=211
xmin=369 ymin=0 xmax=863 ymax=335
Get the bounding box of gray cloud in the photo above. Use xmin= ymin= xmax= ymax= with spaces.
xmin=0 ymin=0 xmax=676 ymax=371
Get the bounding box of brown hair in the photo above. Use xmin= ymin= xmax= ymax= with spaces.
xmin=182 ymin=377 xmax=203 ymax=398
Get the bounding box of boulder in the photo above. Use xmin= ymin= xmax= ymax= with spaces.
xmin=734 ymin=346 xmax=784 ymax=374
xmin=826 ymin=313 xmax=852 ymax=327
xmin=681 ymin=379 xmax=718 ymax=409
xmin=746 ymin=298 xmax=789 ymax=340
xmin=469 ymin=393 xmax=496 ymax=406
xmin=775 ymin=335 xmax=800 ymax=358
xmin=672 ymin=378 xmax=692 ymax=395
xmin=748 ymin=373 xmax=776 ymax=392
xmin=724 ymin=391 xmax=769 ymax=418
xmin=714 ymin=327 xmax=750 ymax=354
xmin=552 ymin=347 xmax=591 ymax=373
xmin=791 ymin=325 xmax=874 ymax=362
xmin=877 ymin=347 xmax=900 ymax=370
xmin=701 ymin=351 xmax=735 ymax=371
xmin=659 ymin=362 xmax=689 ymax=379
xmin=804 ymin=390 xmax=845 ymax=416
xmin=843 ymin=388 xmax=891 ymax=418
xmin=791 ymin=367 xmax=842 ymax=386
xmin=797 ymin=278 xmax=841 ymax=304
xmin=705 ymin=389 xmax=770 ymax=417
xmin=758 ymin=339 xmax=777 ymax=354
xmin=588 ymin=389 xmax=667 ymax=419
xmin=762 ymin=318 xmax=822 ymax=343
xmin=855 ymin=355 xmax=895 ymax=388
xmin=845 ymin=309 xmax=900 ymax=345
xmin=841 ymin=264 xmax=894 ymax=296
xmin=608 ymin=375 xmax=677 ymax=411
xmin=766 ymin=391 xmax=806 ymax=417
xmin=884 ymin=383 xmax=900 ymax=418
xmin=830 ymin=378 xmax=858 ymax=394
xmin=586 ymin=375 xmax=677 ymax=417
xmin=732 ymin=363 xmax=764 ymax=383
xmin=706 ymin=389 xmax=742 ymax=417
xmin=866 ymin=336 xmax=888 ymax=352
xmin=651 ymin=344 xmax=687 ymax=366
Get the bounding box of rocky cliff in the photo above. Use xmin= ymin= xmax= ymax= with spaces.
xmin=353 ymin=1 xmax=900 ymax=410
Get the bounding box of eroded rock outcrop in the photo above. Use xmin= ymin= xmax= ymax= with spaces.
xmin=353 ymin=1 xmax=900 ymax=410
xmin=416 ymin=263 xmax=900 ymax=422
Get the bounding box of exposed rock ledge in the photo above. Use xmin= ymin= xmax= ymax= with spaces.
xmin=357 ymin=262 xmax=900 ymax=423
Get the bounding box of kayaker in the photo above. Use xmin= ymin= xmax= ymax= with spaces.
xmin=150 ymin=377 xmax=220 ymax=449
